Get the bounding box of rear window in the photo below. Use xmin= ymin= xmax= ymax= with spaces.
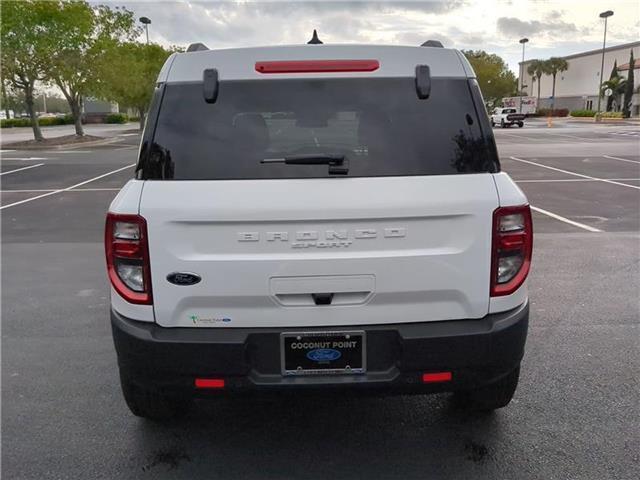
xmin=137 ymin=77 xmax=499 ymax=180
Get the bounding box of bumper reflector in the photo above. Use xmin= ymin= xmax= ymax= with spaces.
xmin=195 ymin=378 xmax=225 ymax=389
xmin=422 ymin=372 xmax=452 ymax=383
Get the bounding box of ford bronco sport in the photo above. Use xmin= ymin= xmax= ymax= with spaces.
xmin=106 ymin=40 xmax=532 ymax=419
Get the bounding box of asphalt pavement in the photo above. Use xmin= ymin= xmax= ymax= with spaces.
xmin=1 ymin=122 xmax=639 ymax=479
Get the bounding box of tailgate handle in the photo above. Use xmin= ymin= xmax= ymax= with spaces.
xmin=311 ymin=293 xmax=334 ymax=306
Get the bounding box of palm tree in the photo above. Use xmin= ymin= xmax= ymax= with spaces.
xmin=544 ymin=57 xmax=569 ymax=111
xmin=601 ymin=76 xmax=627 ymax=112
xmin=527 ymin=59 xmax=546 ymax=110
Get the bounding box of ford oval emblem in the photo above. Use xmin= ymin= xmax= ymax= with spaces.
xmin=166 ymin=272 xmax=201 ymax=286
xmin=307 ymin=348 xmax=342 ymax=362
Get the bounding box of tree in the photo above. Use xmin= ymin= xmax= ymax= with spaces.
xmin=93 ymin=42 xmax=174 ymax=130
xmin=46 ymin=1 xmax=139 ymax=136
xmin=527 ymin=59 xmax=546 ymax=110
xmin=544 ymin=57 xmax=568 ymax=111
xmin=606 ymin=60 xmax=618 ymax=111
xmin=601 ymin=76 xmax=626 ymax=112
xmin=463 ymin=50 xmax=518 ymax=105
xmin=0 ymin=0 xmax=54 ymax=140
xmin=622 ymin=50 xmax=634 ymax=118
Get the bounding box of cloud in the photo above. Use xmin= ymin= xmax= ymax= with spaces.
xmin=496 ymin=16 xmax=580 ymax=38
xmin=109 ymin=1 xmax=468 ymax=47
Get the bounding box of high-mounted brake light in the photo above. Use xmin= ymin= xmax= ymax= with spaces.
xmin=255 ymin=59 xmax=379 ymax=74
xmin=105 ymin=213 xmax=152 ymax=305
xmin=490 ymin=205 xmax=533 ymax=297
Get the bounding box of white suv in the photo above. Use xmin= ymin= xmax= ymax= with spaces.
xmin=106 ymin=40 xmax=532 ymax=419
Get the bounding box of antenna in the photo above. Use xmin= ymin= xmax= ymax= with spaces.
xmin=307 ymin=29 xmax=323 ymax=45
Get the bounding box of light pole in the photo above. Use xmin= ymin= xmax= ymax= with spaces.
xmin=139 ymin=16 xmax=151 ymax=44
xmin=596 ymin=10 xmax=613 ymax=112
xmin=519 ymin=37 xmax=529 ymax=114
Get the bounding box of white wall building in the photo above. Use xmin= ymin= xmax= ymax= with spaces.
xmin=520 ymin=41 xmax=640 ymax=115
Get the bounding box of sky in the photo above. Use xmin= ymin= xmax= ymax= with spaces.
xmin=104 ymin=1 xmax=640 ymax=73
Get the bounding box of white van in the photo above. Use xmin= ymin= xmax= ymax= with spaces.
xmin=106 ymin=39 xmax=532 ymax=419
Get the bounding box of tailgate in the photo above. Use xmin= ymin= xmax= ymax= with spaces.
xmin=141 ymin=174 xmax=499 ymax=328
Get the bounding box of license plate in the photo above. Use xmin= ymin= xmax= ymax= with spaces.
xmin=281 ymin=331 xmax=366 ymax=376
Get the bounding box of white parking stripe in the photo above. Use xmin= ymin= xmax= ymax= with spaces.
xmin=603 ymin=155 xmax=640 ymax=165
xmin=516 ymin=178 xmax=640 ymax=183
xmin=530 ymin=206 xmax=602 ymax=233
xmin=1 ymin=188 xmax=121 ymax=193
xmin=509 ymin=156 xmax=640 ymax=190
xmin=0 ymin=163 xmax=135 ymax=210
xmin=0 ymin=163 xmax=45 ymax=176
xmin=0 ymin=149 xmax=17 ymax=153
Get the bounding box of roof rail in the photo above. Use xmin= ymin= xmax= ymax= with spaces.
xmin=187 ymin=42 xmax=209 ymax=52
xmin=421 ymin=40 xmax=444 ymax=48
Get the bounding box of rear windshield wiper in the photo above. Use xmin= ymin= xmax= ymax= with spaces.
xmin=261 ymin=154 xmax=349 ymax=175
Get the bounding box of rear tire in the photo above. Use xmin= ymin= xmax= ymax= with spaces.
xmin=517 ymin=121 xmax=524 ymax=128
xmin=490 ymin=120 xmax=495 ymax=127
xmin=500 ymin=119 xmax=506 ymax=128
xmin=120 ymin=375 xmax=192 ymax=420
xmin=452 ymin=366 xmax=520 ymax=412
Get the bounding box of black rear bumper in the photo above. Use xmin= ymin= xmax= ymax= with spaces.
xmin=112 ymin=302 xmax=528 ymax=396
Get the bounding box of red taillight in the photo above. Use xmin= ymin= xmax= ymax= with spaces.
xmin=490 ymin=205 xmax=533 ymax=297
xmin=255 ymin=59 xmax=380 ymax=74
xmin=195 ymin=378 xmax=225 ymax=389
xmin=105 ymin=212 xmax=152 ymax=305
xmin=422 ymin=372 xmax=452 ymax=383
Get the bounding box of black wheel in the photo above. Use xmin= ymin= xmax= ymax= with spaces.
xmin=452 ymin=366 xmax=520 ymax=412
xmin=490 ymin=120 xmax=495 ymax=127
xmin=120 ymin=374 xmax=192 ymax=420
xmin=517 ymin=121 xmax=524 ymax=128
xmin=500 ymin=119 xmax=505 ymax=128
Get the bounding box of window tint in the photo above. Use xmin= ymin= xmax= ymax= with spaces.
xmin=138 ymin=77 xmax=499 ymax=180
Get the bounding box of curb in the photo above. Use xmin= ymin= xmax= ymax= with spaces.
xmin=1 ymin=136 xmax=123 ymax=151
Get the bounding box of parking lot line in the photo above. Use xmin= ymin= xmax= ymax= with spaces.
xmin=603 ymin=155 xmax=640 ymax=165
xmin=0 ymin=163 xmax=44 ymax=176
xmin=516 ymin=178 xmax=640 ymax=183
xmin=510 ymin=156 xmax=640 ymax=190
xmin=530 ymin=205 xmax=602 ymax=233
xmin=0 ymin=163 xmax=135 ymax=210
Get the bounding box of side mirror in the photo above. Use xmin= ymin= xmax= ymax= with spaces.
xmin=203 ymin=68 xmax=219 ymax=104
xmin=415 ymin=65 xmax=431 ymax=99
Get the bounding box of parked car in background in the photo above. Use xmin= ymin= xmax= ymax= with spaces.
xmin=491 ymin=108 xmax=526 ymax=128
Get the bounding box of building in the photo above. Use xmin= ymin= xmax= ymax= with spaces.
xmin=520 ymin=41 xmax=640 ymax=115
xmin=82 ymin=97 xmax=119 ymax=123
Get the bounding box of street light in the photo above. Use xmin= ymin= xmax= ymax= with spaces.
xmin=519 ymin=37 xmax=529 ymax=114
xmin=139 ymin=16 xmax=151 ymax=44
xmin=596 ymin=10 xmax=614 ymax=113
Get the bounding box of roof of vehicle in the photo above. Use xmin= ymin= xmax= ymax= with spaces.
xmin=158 ymin=44 xmax=475 ymax=83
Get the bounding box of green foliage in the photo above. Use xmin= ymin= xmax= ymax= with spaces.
xmin=526 ymin=59 xmax=546 ymax=103
xmin=570 ymin=109 xmax=597 ymax=117
xmin=622 ymin=50 xmax=634 ymax=118
xmin=601 ymin=75 xmax=627 ymax=113
xmin=462 ymin=50 xmax=518 ymax=104
xmin=1 ymin=115 xmax=73 ymax=128
xmin=1 ymin=118 xmax=31 ymax=128
xmin=601 ymin=111 xmax=624 ymax=118
xmin=44 ymin=1 xmax=140 ymax=134
xmin=105 ymin=113 xmax=129 ymax=124
xmin=0 ymin=0 xmax=57 ymax=140
xmin=93 ymin=42 xmax=173 ymax=125
xmin=544 ymin=57 xmax=569 ymax=110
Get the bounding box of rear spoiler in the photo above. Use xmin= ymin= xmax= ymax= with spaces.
xmin=201 ymin=63 xmax=432 ymax=103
